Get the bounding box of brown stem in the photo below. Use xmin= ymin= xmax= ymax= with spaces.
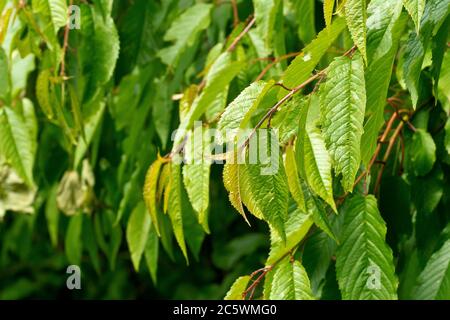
xmin=230 ymin=0 xmax=239 ymax=27
xmin=373 ymin=121 xmax=404 ymax=194
xmin=254 ymin=52 xmax=301 ymax=81
xmin=227 ymin=16 xmax=256 ymax=52
xmin=241 ymin=71 xmax=325 ymax=151
xmin=60 ymin=0 xmax=73 ymax=79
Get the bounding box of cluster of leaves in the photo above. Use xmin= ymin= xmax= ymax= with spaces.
xmin=0 ymin=0 xmax=449 ymax=300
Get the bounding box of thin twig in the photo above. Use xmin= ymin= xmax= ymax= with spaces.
xmin=255 ymin=52 xmax=301 ymax=81
xmin=60 ymin=0 xmax=73 ymax=79
xmin=373 ymin=121 xmax=405 ymax=194
xmin=227 ymin=16 xmax=256 ymax=52
xmin=241 ymin=71 xmax=325 ymax=150
xmin=230 ymin=0 xmax=239 ymax=27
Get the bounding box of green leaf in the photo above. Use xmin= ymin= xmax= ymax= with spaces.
xmin=344 ymin=0 xmax=368 ymax=62
xmin=172 ymin=52 xmax=243 ymax=149
xmin=182 ymin=126 xmax=211 ymax=233
xmin=45 ymin=184 xmax=59 ymax=247
xmin=0 ymin=47 xmax=10 ymax=103
xmin=79 ymin=5 xmax=119 ymax=102
xmin=281 ymin=17 xmax=346 ymax=89
xmin=126 ymin=202 xmax=151 ymax=271
xmin=144 ymin=226 xmax=159 ymax=284
xmin=158 ymin=3 xmax=212 ymax=66
xmin=336 ymin=195 xmax=398 ymax=299
xmin=168 ymin=162 xmax=189 ymax=262
xmin=320 ymin=54 xmax=366 ymax=192
xmin=402 ymin=0 xmax=426 ymax=32
xmin=270 ymin=257 xmax=315 ymax=300
xmin=240 ymin=150 xmax=289 ymax=240
xmin=267 ymin=207 xmax=313 ymax=266
xmin=218 ymin=80 xmax=273 ymax=138
xmin=294 ymin=0 xmax=316 ymax=44
xmin=65 ymin=214 xmax=83 ymax=265
xmin=74 ymin=100 xmax=105 ymax=169
xmin=33 ymin=0 xmax=68 ymax=35
xmin=271 ymin=95 xmax=304 ymax=146
xmin=298 ymin=126 xmax=336 ymax=211
xmin=0 ymin=106 xmax=35 ymax=186
xmin=284 ymin=144 xmax=306 ymax=212
xmin=303 ymin=227 xmax=339 ymax=295
xmin=225 ymin=276 xmax=250 ymax=300
xmin=360 ymin=0 xmax=406 ymax=164
xmin=413 ymin=240 xmax=450 ymax=299
xmin=403 ymin=0 xmax=450 ymax=108
xmin=445 ymin=118 xmax=450 ymax=156
xmin=253 ymin=0 xmax=281 ymax=55
xmin=408 ymin=129 xmax=436 ymax=176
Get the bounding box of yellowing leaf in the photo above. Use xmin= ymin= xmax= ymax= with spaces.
xmin=143 ymin=157 xmax=165 ymax=236
xmin=168 ymin=163 xmax=188 ymax=262
xmin=324 ymin=0 xmax=335 ymax=27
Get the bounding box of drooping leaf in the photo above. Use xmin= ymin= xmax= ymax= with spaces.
xmin=360 ymin=0 xmax=406 ymax=164
xmin=0 ymin=106 xmax=35 ymax=186
xmin=281 ymin=17 xmax=346 ymax=89
xmin=344 ymin=0 xmax=367 ymax=62
xmin=126 ymin=202 xmax=151 ymax=271
xmin=143 ymin=157 xmax=165 ymax=236
xmin=0 ymin=47 xmax=10 ymax=103
xmin=223 ymin=155 xmax=249 ymax=223
xmin=240 ymin=149 xmax=289 ymax=240
xmin=218 ymin=80 xmax=272 ymax=139
xmin=294 ymin=0 xmax=316 ymax=44
xmin=336 ymin=195 xmax=398 ymax=299
xmin=225 ymin=276 xmax=251 ymax=300
xmin=402 ymin=0 xmax=426 ymax=32
xmin=284 ymin=144 xmax=306 ymax=212
xmin=158 ymin=3 xmax=212 ymax=66
xmin=253 ymin=0 xmax=281 ymax=55
xmin=267 ymin=207 xmax=313 ymax=266
xmin=413 ymin=240 xmax=450 ymax=299
xmin=298 ymin=126 xmax=336 ymax=211
xmin=168 ymin=162 xmax=188 ymax=262
xmin=182 ymin=127 xmax=211 ymax=233
xmin=65 ymin=214 xmax=83 ymax=265
xmin=144 ymin=225 xmax=159 ymax=284
xmin=320 ymin=53 xmax=366 ymax=192
xmin=407 ymin=129 xmax=436 ymax=176
xmin=172 ymin=52 xmax=243 ymax=149
xmin=271 ymin=95 xmax=304 ymax=146
xmin=79 ymin=4 xmax=120 ymax=102
xmin=269 ymin=257 xmax=315 ymax=300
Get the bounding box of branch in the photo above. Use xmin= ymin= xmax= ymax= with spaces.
xmin=60 ymin=0 xmax=74 ymax=79
xmin=254 ymin=52 xmax=301 ymax=81
xmin=230 ymin=0 xmax=239 ymax=27
xmin=241 ymin=71 xmax=326 ymax=151
xmin=373 ymin=121 xmax=404 ymax=194
xmin=227 ymin=16 xmax=256 ymax=52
